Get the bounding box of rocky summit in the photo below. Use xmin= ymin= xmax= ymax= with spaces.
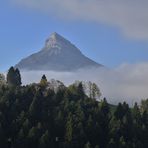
xmin=15 ymin=32 xmax=102 ymax=71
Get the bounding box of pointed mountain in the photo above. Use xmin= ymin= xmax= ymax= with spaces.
xmin=15 ymin=32 xmax=102 ymax=71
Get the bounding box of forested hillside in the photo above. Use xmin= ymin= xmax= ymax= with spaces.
xmin=0 ymin=67 xmax=147 ymax=148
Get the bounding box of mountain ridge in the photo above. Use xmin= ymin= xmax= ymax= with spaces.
xmin=15 ymin=32 xmax=102 ymax=71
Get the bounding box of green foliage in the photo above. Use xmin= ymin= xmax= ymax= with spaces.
xmin=0 ymin=68 xmax=147 ymax=148
xmin=39 ymin=130 xmax=50 ymax=148
xmin=84 ymin=141 xmax=92 ymax=148
xmin=140 ymin=99 xmax=148 ymax=113
xmin=84 ymin=81 xmax=101 ymax=99
xmin=119 ymin=136 xmax=126 ymax=148
xmin=7 ymin=67 xmax=22 ymax=86
xmin=0 ymin=73 xmax=6 ymax=85
xmin=95 ymin=145 xmax=99 ymax=148
xmin=40 ymin=74 xmax=48 ymax=88
xmin=65 ymin=113 xmax=73 ymax=142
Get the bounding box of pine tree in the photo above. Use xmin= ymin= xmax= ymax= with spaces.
xmin=15 ymin=68 xmax=22 ymax=86
xmin=18 ymin=128 xmax=25 ymax=139
xmin=99 ymin=98 xmax=110 ymax=148
xmin=100 ymin=98 xmax=110 ymax=116
xmin=39 ymin=130 xmax=50 ymax=148
xmin=108 ymin=138 xmax=116 ymax=148
xmin=65 ymin=113 xmax=73 ymax=143
xmin=28 ymin=126 xmax=39 ymax=147
xmin=40 ymin=75 xmax=48 ymax=88
xmin=29 ymin=90 xmax=43 ymax=121
xmin=77 ymin=82 xmax=85 ymax=99
xmin=7 ymin=67 xmax=21 ymax=86
xmin=114 ymin=103 xmax=124 ymax=120
xmin=84 ymin=141 xmax=92 ymax=148
xmin=133 ymin=102 xmax=141 ymax=124
xmin=119 ymin=136 xmax=126 ymax=148
xmin=7 ymin=67 xmax=16 ymax=86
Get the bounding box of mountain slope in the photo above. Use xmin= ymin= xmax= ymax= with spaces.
xmin=15 ymin=32 xmax=102 ymax=71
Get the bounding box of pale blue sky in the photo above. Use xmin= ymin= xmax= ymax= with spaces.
xmin=0 ymin=0 xmax=148 ymax=71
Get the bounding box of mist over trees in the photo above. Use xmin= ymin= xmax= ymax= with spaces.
xmin=0 ymin=67 xmax=147 ymax=148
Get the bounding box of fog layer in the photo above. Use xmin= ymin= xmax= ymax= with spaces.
xmin=20 ymin=62 xmax=148 ymax=105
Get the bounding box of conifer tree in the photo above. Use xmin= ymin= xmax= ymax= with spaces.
xmin=84 ymin=141 xmax=92 ymax=148
xmin=7 ymin=67 xmax=21 ymax=86
xmin=15 ymin=68 xmax=22 ymax=86
xmin=39 ymin=130 xmax=50 ymax=148
xmin=114 ymin=103 xmax=124 ymax=120
xmin=119 ymin=136 xmax=126 ymax=148
xmin=65 ymin=113 xmax=73 ymax=143
xmin=7 ymin=67 xmax=16 ymax=86
xmin=40 ymin=75 xmax=48 ymax=87
xmin=0 ymin=74 xmax=6 ymax=85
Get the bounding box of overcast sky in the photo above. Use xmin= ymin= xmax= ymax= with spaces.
xmin=0 ymin=0 xmax=148 ymax=71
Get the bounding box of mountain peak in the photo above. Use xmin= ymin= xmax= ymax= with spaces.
xmin=15 ymin=32 xmax=102 ymax=71
xmin=44 ymin=32 xmax=71 ymax=50
xmin=50 ymin=32 xmax=62 ymax=39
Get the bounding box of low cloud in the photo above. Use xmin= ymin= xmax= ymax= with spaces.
xmin=20 ymin=62 xmax=148 ymax=105
xmin=13 ymin=0 xmax=148 ymax=40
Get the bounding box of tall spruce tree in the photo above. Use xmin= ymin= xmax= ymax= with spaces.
xmin=15 ymin=68 xmax=22 ymax=86
xmin=7 ymin=67 xmax=21 ymax=86
xmin=65 ymin=113 xmax=73 ymax=143
xmin=40 ymin=75 xmax=48 ymax=87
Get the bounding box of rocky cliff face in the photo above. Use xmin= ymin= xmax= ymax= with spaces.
xmin=15 ymin=32 xmax=102 ymax=71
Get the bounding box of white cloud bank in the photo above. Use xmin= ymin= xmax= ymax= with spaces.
xmin=20 ymin=62 xmax=148 ymax=105
xmin=13 ymin=0 xmax=148 ymax=40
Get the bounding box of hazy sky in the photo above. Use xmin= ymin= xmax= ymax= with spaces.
xmin=0 ymin=0 xmax=148 ymax=71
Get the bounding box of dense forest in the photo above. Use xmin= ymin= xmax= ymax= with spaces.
xmin=0 ymin=67 xmax=148 ymax=148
